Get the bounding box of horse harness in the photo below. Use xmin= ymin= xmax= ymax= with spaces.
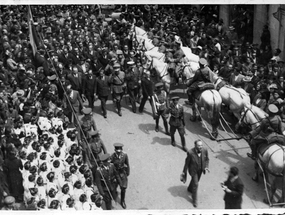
xmin=148 ymin=58 xmax=169 ymax=79
xmin=240 ymin=107 xmax=261 ymax=128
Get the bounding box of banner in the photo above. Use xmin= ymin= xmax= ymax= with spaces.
xmin=27 ymin=6 xmax=40 ymax=56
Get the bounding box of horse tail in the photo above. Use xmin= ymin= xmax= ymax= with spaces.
xmin=210 ymin=90 xmax=221 ymax=129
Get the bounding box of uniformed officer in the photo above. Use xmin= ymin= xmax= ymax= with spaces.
xmin=87 ymin=130 xmax=107 ymax=172
xmin=187 ymin=58 xmax=212 ymax=106
xmin=110 ymin=63 xmax=125 ymax=116
xmin=167 ymin=96 xmax=187 ymax=151
xmin=110 ymin=143 xmax=130 ymax=209
xmin=154 ymin=82 xmax=170 ymax=135
xmin=80 ymin=107 xmax=97 ymax=139
xmin=125 ymin=61 xmax=141 ymax=113
xmin=94 ymin=153 xmax=119 ymax=210
xmin=247 ymin=104 xmax=285 ymax=160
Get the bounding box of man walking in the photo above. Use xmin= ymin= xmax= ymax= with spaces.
xmin=181 ymin=139 xmax=209 ymax=208
xmin=110 ymin=143 xmax=130 ymax=209
xmin=221 ymin=166 xmax=244 ymax=209
xmin=167 ymin=96 xmax=186 ymax=151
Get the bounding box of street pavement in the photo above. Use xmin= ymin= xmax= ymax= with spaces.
xmin=85 ymin=84 xmax=281 ymax=211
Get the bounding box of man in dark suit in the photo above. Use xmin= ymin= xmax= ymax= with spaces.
xmin=82 ymin=70 xmax=96 ymax=109
xmin=221 ymin=166 xmax=244 ymax=209
xmin=67 ymin=66 xmax=83 ymax=96
xmin=64 ymin=82 xmax=84 ymax=123
xmin=94 ymin=153 xmax=119 ymax=210
xmin=138 ymin=70 xmax=156 ymax=118
xmin=181 ymin=139 xmax=210 ymax=208
xmin=95 ymin=70 xmax=111 ymax=118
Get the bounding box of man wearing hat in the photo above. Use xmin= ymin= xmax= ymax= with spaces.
xmin=247 ymin=104 xmax=285 ymax=161
xmin=110 ymin=63 xmax=125 ymax=116
xmin=94 ymin=153 xmax=119 ymax=210
xmin=187 ymin=58 xmax=213 ymax=106
xmin=225 ymin=25 xmax=238 ymax=45
xmin=125 ymin=61 xmax=141 ymax=113
xmin=138 ymin=70 xmax=156 ymax=118
xmin=1 ymin=196 xmax=16 ymax=210
xmin=154 ymin=82 xmax=170 ymax=135
xmin=110 ymin=143 xmax=130 ymax=209
xmin=167 ymin=95 xmax=186 ymax=151
xmin=80 ymin=107 xmax=97 ymax=139
xmin=87 ymin=130 xmax=107 ymax=171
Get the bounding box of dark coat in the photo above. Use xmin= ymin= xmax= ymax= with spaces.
xmin=141 ymin=77 xmax=154 ymax=97
xmin=223 ymin=176 xmax=244 ymax=209
xmin=95 ymin=75 xmax=111 ymax=97
xmin=110 ymin=152 xmax=130 ymax=188
xmin=183 ymin=147 xmax=209 ymax=177
xmin=82 ymin=74 xmax=96 ymax=96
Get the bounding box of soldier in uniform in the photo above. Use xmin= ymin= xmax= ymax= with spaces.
xmin=166 ymin=41 xmax=185 ymax=83
xmin=187 ymin=58 xmax=212 ymax=106
xmin=94 ymin=153 xmax=119 ymax=210
xmin=154 ymin=82 xmax=170 ymax=135
xmin=167 ymin=96 xmax=187 ymax=151
xmin=110 ymin=63 xmax=125 ymax=116
xmin=110 ymin=143 xmax=130 ymax=209
xmin=87 ymin=130 xmax=107 ymax=173
xmin=247 ymin=104 xmax=285 ymax=161
xmin=80 ymin=107 xmax=97 ymax=139
xmin=125 ymin=61 xmax=141 ymax=113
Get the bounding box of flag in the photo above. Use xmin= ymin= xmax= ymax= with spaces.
xmin=273 ymin=7 xmax=285 ymax=23
xmin=27 ymin=6 xmax=40 ymax=56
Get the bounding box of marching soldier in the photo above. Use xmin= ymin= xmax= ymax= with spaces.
xmin=94 ymin=153 xmax=120 ymax=210
xmin=110 ymin=63 xmax=125 ymax=116
xmin=167 ymin=96 xmax=187 ymax=151
xmin=110 ymin=143 xmax=130 ymax=209
xmin=87 ymin=130 xmax=107 ymax=172
xmin=154 ymin=82 xmax=170 ymax=135
xmin=80 ymin=107 xmax=97 ymax=139
xmin=125 ymin=61 xmax=141 ymax=113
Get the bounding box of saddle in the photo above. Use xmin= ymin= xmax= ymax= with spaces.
xmin=198 ymin=83 xmax=215 ymax=91
xmin=257 ymin=143 xmax=274 ymax=156
xmin=193 ymin=83 xmax=215 ymax=101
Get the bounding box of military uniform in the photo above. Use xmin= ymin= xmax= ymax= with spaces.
xmin=94 ymin=154 xmax=119 ymax=210
xmin=187 ymin=58 xmax=212 ymax=104
xmin=88 ymin=130 xmax=107 ymax=170
xmin=154 ymin=83 xmax=169 ymax=134
xmin=80 ymin=108 xmax=97 ymax=139
xmin=110 ymin=64 xmax=125 ymax=116
xmin=248 ymin=104 xmax=285 ymax=159
xmin=125 ymin=62 xmax=141 ymax=113
xmin=167 ymin=96 xmax=186 ymax=151
xmin=110 ymin=143 xmax=130 ymax=209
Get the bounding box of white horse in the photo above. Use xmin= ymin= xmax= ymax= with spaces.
xmin=145 ymin=49 xmax=165 ymax=62
xmin=144 ymin=56 xmax=171 ymax=93
xmin=135 ymin=35 xmax=157 ymax=51
xmin=134 ymin=26 xmax=148 ymax=38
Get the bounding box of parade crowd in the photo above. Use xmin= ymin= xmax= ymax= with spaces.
xmin=0 ymin=4 xmax=284 ymax=210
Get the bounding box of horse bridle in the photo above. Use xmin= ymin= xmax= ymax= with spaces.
xmin=240 ymin=107 xmax=262 ymax=127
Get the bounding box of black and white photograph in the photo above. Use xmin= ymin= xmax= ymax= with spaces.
xmin=0 ymin=2 xmax=285 ymax=214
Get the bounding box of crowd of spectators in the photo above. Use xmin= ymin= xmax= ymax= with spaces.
xmin=0 ymin=4 xmax=284 ymax=210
